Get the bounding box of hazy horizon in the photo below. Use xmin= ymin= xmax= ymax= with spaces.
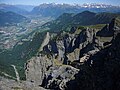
xmin=0 ymin=0 xmax=120 ymax=6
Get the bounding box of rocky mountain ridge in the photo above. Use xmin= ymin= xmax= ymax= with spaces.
xmin=24 ymin=17 xmax=120 ymax=90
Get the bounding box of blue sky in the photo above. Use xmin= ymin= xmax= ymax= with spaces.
xmin=0 ymin=0 xmax=120 ymax=6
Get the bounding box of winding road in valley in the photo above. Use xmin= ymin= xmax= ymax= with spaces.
xmin=11 ymin=65 xmax=20 ymax=82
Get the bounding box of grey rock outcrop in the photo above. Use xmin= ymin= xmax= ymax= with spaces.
xmin=25 ymin=53 xmax=79 ymax=90
xmin=45 ymin=65 xmax=79 ymax=89
xmin=25 ymin=54 xmax=53 ymax=86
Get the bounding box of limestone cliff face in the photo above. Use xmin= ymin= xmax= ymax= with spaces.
xmin=25 ymin=18 xmax=120 ymax=90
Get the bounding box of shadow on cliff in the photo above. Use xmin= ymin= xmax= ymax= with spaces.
xmin=66 ymin=33 xmax=120 ymax=90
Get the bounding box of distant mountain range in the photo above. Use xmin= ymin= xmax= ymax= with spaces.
xmin=31 ymin=3 xmax=120 ymax=17
xmin=0 ymin=3 xmax=120 ymax=18
xmin=78 ymin=3 xmax=119 ymax=8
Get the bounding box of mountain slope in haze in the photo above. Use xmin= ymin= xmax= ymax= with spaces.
xmin=0 ymin=11 xmax=28 ymax=26
xmin=41 ymin=11 xmax=120 ymax=32
xmin=0 ymin=4 xmax=28 ymax=15
xmin=14 ymin=5 xmax=35 ymax=12
xmin=31 ymin=3 xmax=120 ymax=17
